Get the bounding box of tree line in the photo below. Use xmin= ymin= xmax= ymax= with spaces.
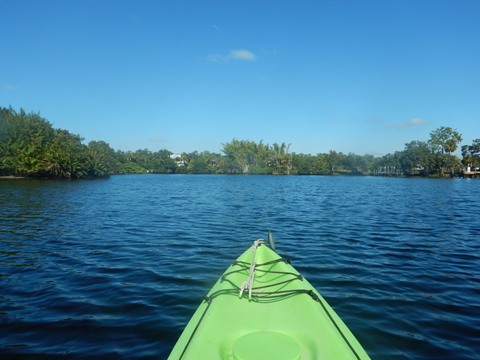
xmin=1 ymin=106 xmax=479 ymax=178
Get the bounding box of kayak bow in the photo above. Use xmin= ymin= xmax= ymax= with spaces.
xmin=168 ymin=237 xmax=370 ymax=359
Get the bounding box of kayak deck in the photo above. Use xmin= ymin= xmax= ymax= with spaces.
xmin=168 ymin=241 xmax=370 ymax=359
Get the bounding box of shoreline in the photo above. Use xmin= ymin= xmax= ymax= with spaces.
xmin=0 ymin=175 xmax=26 ymax=179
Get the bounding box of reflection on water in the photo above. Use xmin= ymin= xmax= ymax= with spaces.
xmin=1 ymin=175 xmax=479 ymax=359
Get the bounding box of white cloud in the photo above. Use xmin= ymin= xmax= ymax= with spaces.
xmin=229 ymin=49 xmax=256 ymax=61
xmin=408 ymin=118 xmax=427 ymax=126
xmin=388 ymin=118 xmax=429 ymax=128
xmin=208 ymin=49 xmax=256 ymax=63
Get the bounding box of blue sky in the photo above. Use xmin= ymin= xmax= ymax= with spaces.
xmin=1 ymin=0 xmax=479 ymax=156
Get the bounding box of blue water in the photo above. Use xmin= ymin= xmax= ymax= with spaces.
xmin=1 ymin=175 xmax=479 ymax=359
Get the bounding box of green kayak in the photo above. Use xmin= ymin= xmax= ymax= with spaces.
xmin=168 ymin=237 xmax=370 ymax=360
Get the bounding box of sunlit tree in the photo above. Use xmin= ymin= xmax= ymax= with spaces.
xmin=428 ymin=126 xmax=462 ymax=154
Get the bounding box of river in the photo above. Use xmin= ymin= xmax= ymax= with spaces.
xmin=1 ymin=175 xmax=479 ymax=359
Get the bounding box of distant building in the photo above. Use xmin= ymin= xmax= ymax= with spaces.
xmin=170 ymin=154 xmax=187 ymax=167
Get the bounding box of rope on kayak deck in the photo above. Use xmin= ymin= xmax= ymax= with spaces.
xmin=238 ymin=238 xmax=263 ymax=299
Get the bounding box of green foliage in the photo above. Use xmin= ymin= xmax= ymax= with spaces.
xmin=428 ymin=126 xmax=462 ymax=154
xmin=1 ymin=107 xmax=55 ymax=176
xmin=399 ymin=141 xmax=432 ymax=175
xmin=179 ymin=151 xmax=223 ymax=174
xmin=425 ymin=127 xmax=463 ymax=175
xmin=1 ymin=107 xmax=476 ymax=178
xmin=120 ymin=149 xmax=176 ymax=174
xmin=341 ymin=153 xmax=374 ymax=175
xmin=375 ymin=127 xmax=465 ymax=177
xmin=461 ymin=139 xmax=480 ymax=169
xmin=267 ymin=143 xmax=292 ymax=175
xmin=0 ymin=107 xmax=113 ymax=178
xmin=42 ymin=129 xmax=89 ymax=178
xmin=221 ymin=139 xmax=271 ymax=174
xmin=87 ymin=140 xmax=118 ymax=177
xmin=291 ymin=153 xmax=316 ymax=174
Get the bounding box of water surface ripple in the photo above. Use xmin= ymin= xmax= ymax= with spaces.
xmin=1 ymin=175 xmax=479 ymax=359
